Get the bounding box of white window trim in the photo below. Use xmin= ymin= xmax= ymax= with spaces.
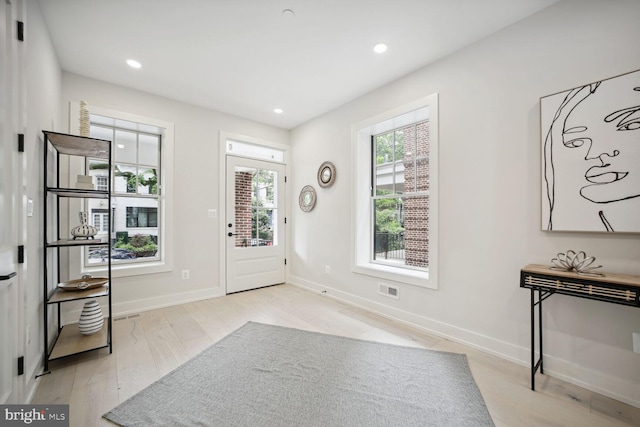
xmin=70 ymin=102 xmax=175 ymax=278
xmin=351 ymin=94 xmax=439 ymax=289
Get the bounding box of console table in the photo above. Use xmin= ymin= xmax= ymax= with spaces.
xmin=520 ymin=264 xmax=640 ymax=390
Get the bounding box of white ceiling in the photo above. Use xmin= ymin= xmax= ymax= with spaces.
xmin=38 ymin=0 xmax=558 ymax=129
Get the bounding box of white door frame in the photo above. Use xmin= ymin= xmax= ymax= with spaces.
xmin=0 ymin=0 xmax=25 ymax=404
xmin=218 ymin=131 xmax=288 ymax=295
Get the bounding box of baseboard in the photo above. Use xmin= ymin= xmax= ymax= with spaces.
xmin=25 ymin=358 xmax=43 ymax=404
xmin=287 ymin=275 xmax=640 ymax=409
xmin=540 ymin=355 xmax=640 ymax=409
xmin=288 ymin=275 xmax=525 ymax=361
xmin=61 ymin=287 xmax=225 ymax=324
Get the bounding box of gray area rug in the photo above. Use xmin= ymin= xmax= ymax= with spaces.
xmin=104 ymin=322 xmax=494 ymax=426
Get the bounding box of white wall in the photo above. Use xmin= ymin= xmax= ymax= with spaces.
xmin=24 ymin=0 xmax=61 ymax=399
xmin=289 ymin=0 xmax=640 ymax=406
xmin=60 ymin=73 xmax=290 ymax=316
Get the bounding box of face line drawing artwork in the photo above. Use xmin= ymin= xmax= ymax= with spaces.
xmin=541 ymin=69 xmax=640 ymax=233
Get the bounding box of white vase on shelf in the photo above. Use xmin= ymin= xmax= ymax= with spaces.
xmin=70 ymin=211 xmax=98 ymax=240
xmin=78 ymin=300 xmax=104 ymax=335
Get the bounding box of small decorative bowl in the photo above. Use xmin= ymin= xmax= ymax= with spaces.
xmin=57 ymin=277 xmax=108 ymax=291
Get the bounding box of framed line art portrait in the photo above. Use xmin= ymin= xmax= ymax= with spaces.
xmin=540 ymin=69 xmax=640 ymax=233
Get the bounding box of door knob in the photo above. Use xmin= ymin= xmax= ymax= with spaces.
xmin=228 ymin=232 xmax=239 ymax=237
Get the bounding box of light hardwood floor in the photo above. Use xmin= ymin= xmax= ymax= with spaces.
xmin=32 ymin=284 xmax=640 ymax=426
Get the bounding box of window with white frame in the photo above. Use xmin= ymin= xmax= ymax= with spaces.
xmin=373 ymin=121 xmax=429 ymax=269
xmin=85 ymin=114 xmax=164 ymax=267
xmin=91 ymin=209 xmax=109 ymax=233
xmin=352 ymin=94 xmax=438 ymax=289
xmin=95 ymin=175 xmax=108 ymax=191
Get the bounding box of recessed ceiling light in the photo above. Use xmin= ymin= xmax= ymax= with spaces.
xmin=126 ymin=59 xmax=142 ymax=69
xmin=373 ymin=43 xmax=388 ymax=54
xmin=274 ymin=108 xmax=284 ymax=114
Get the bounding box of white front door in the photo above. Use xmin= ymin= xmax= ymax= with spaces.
xmin=226 ymin=156 xmax=286 ymax=293
xmin=0 ymin=0 xmax=21 ymax=404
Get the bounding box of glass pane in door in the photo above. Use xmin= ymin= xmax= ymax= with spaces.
xmin=235 ymin=166 xmax=279 ymax=248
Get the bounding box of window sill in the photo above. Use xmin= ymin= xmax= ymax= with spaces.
xmin=353 ymin=262 xmax=436 ymax=289
xmin=82 ymin=259 xmax=171 ymax=279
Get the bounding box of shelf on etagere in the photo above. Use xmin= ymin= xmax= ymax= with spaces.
xmin=47 ymin=285 xmax=109 ymax=304
xmin=46 ymin=187 xmax=109 ymax=198
xmin=43 ymin=131 xmax=110 ymax=159
xmin=48 ymin=322 xmax=110 ymax=361
xmin=46 ymin=238 xmax=109 ymax=248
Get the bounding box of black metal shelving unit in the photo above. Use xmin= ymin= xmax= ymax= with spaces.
xmin=42 ymin=131 xmax=113 ymax=373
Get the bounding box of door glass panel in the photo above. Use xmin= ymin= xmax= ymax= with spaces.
xmin=254 ymin=208 xmax=275 ymax=245
xmin=254 ymin=169 xmax=276 ymax=208
xmin=235 ymin=166 xmax=278 ymax=248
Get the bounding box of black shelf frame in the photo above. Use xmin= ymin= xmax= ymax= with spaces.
xmin=42 ymin=131 xmax=114 ymax=373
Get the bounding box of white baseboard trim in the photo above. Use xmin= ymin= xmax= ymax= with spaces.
xmin=287 ymin=275 xmax=640 ymax=409
xmin=25 ymin=358 xmax=43 ymax=404
xmin=540 ymin=356 xmax=640 ymax=409
xmin=61 ymin=287 xmax=225 ymax=324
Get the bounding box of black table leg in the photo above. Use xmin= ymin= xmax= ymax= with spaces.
xmin=539 ymin=289 xmax=543 ymax=376
xmin=530 ymin=289 xmax=535 ymax=390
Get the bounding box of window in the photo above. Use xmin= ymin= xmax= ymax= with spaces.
xmin=91 ymin=209 xmax=109 ymax=233
xmin=227 ymin=138 xmax=285 ymax=162
xmin=73 ymin=103 xmax=174 ymax=277
xmin=86 ymin=116 xmax=161 ymax=265
xmin=373 ymin=121 xmax=429 ymax=269
xmin=352 ymin=94 xmax=439 ymax=288
xmin=127 ymin=207 xmax=158 ymax=228
xmin=95 ymin=176 xmax=108 ymax=191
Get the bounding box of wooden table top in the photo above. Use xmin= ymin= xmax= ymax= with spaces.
xmin=522 ymin=264 xmax=640 ymax=289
